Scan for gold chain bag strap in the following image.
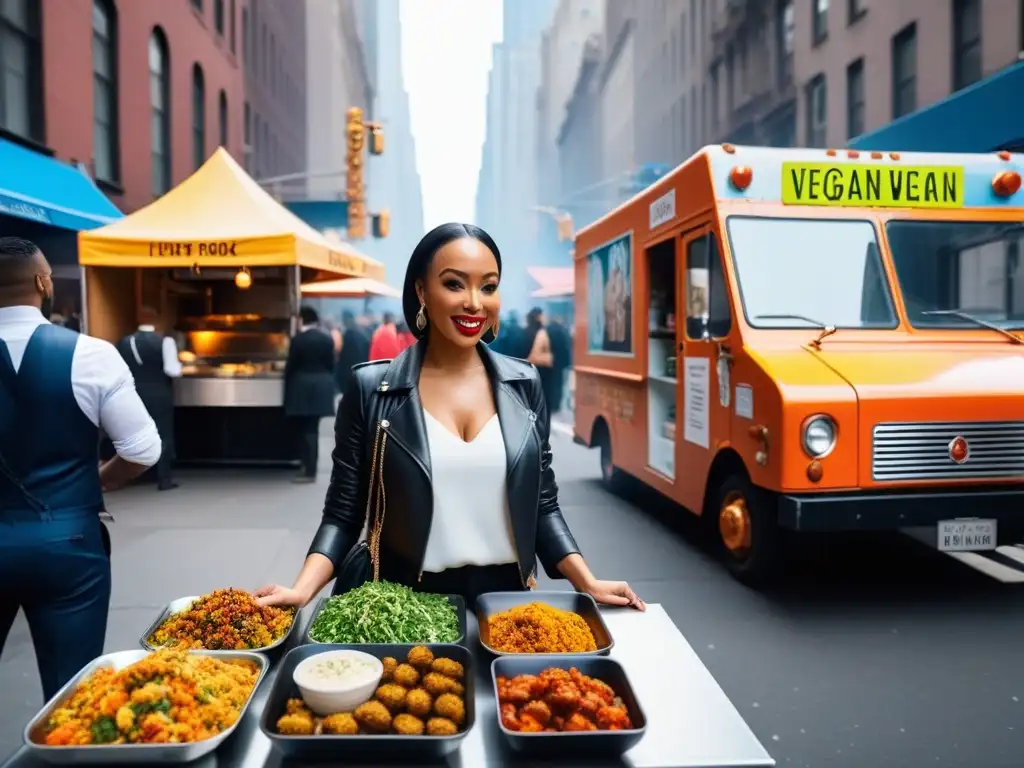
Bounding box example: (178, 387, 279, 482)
(365, 420, 389, 582)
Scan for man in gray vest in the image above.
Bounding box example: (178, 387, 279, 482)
(116, 307, 182, 490)
(0, 237, 162, 702)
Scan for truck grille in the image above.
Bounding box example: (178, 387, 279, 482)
(872, 421, 1024, 482)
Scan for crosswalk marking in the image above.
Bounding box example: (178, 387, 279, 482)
(901, 527, 1024, 583)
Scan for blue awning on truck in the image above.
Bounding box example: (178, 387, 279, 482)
(849, 61, 1024, 154)
(0, 138, 122, 231)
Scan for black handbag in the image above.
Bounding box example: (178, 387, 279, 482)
(331, 418, 390, 596)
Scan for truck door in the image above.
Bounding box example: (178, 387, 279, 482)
(677, 225, 734, 515)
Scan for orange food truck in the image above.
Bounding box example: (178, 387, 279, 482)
(572, 144, 1024, 584)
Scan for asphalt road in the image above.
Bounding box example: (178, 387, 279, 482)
(2, 424, 1023, 767)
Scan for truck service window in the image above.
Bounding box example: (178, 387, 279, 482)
(726, 217, 897, 329)
(886, 220, 1024, 329)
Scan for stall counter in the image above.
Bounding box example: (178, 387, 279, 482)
(2, 604, 774, 768)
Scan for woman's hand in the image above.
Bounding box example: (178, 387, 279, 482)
(253, 583, 310, 608)
(583, 579, 646, 611)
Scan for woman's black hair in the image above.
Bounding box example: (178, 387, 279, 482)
(402, 222, 503, 343)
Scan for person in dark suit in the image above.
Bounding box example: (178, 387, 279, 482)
(115, 307, 182, 491)
(334, 310, 370, 393)
(284, 306, 337, 483)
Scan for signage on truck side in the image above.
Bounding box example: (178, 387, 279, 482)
(781, 162, 964, 209)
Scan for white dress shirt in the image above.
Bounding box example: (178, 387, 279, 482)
(129, 324, 183, 377)
(420, 410, 519, 573)
(0, 306, 162, 466)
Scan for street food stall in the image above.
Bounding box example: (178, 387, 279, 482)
(77, 148, 383, 464)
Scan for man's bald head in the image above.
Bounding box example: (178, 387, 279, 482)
(0, 237, 51, 311)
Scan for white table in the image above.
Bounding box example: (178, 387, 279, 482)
(4, 604, 774, 768)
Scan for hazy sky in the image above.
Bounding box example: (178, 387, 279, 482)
(400, 0, 503, 228)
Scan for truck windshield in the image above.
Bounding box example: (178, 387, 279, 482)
(726, 216, 898, 329)
(886, 220, 1024, 329)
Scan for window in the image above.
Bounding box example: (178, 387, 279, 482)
(892, 23, 917, 119)
(805, 75, 826, 147)
(214, 0, 224, 35)
(848, 0, 866, 23)
(190, 0, 202, 10)
(727, 217, 896, 329)
(0, 0, 43, 142)
(261, 24, 267, 80)
(887, 221, 1024, 329)
(218, 90, 228, 148)
(685, 233, 732, 340)
(243, 101, 250, 146)
(953, 0, 981, 90)
(812, 0, 828, 44)
(92, 0, 118, 183)
(242, 7, 249, 69)
(229, 0, 235, 52)
(149, 29, 170, 197)
(777, 0, 794, 88)
(846, 58, 864, 139)
(192, 64, 205, 170)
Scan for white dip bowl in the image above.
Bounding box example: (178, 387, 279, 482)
(293, 649, 384, 716)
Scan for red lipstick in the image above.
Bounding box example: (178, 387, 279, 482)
(451, 314, 486, 337)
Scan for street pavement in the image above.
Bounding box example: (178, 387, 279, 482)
(3, 419, 1024, 767)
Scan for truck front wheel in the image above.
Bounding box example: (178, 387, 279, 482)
(713, 473, 783, 585)
(595, 426, 626, 494)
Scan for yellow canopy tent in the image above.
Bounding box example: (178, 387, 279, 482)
(77, 147, 383, 281)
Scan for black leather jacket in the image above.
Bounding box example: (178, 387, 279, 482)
(308, 341, 581, 587)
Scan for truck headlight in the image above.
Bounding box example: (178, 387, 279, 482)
(802, 415, 836, 458)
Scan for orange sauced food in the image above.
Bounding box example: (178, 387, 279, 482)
(40, 650, 260, 746)
(486, 602, 597, 653)
(497, 667, 633, 732)
(148, 588, 294, 650)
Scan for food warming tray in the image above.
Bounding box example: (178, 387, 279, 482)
(476, 590, 614, 656)
(140, 595, 298, 653)
(303, 594, 467, 646)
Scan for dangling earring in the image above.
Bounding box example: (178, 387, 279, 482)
(415, 302, 427, 331)
(491, 317, 501, 338)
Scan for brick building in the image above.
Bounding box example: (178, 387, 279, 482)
(1, 0, 245, 214)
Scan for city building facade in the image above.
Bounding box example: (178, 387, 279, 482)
(556, 34, 603, 230)
(793, 0, 1024, 148)
(16, 0, 244, 214)
(597, 0, 636, 211)
(303, 0, 372, 200)
(242, 0, 306, 186)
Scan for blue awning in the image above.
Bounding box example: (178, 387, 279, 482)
(0, 138, 123, 231)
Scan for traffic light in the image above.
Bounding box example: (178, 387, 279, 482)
(373, 210, 390, 238)
(346, 108, 366, 238)
(556, 213, 574, 242)
(369, 125, 385, 155)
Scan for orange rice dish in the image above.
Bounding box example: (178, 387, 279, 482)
(148, 587, 294, 650)
(40, 649, 260, 746)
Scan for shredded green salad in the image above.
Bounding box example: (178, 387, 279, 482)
(309, 581, 461, 644)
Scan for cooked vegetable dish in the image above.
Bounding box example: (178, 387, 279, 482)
(148, 588, 294, 650)
(276, 646, 467, 737)
(308, 581, 459, 644)
(487, 602, 597, 653)
(40, 650, 260, 746)
(497, 667, 634, 732)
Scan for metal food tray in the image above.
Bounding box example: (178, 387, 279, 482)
(23, 649, 268, 764)
(476, 590, 614, 656)
(259, 642, 475, 760)
(304, 593, 467, 646)
(491, 654, 648, 757)
(140, 595, 299, 653)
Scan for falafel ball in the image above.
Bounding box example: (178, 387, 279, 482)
(374, 683, 408, 712)
(433, 693, 465, 725)
(381, 656, 399, 682)
(426, 716, 459, 736)
(392, 713, 426, 735)
(430, 657, 464, 680)
(276, 713, 314, 735)
(285, 698, 310, 715)
(405, 687, 433, 718)
(322, 712, 359, 735)
(422, 671, 456, 696)
(353, 700, 392, 733)
(450, 681, 465, 697)
(392, 663, 420, 687)
(407, 645, 434, 668)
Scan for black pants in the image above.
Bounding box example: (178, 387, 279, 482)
(293, 416, 321, 477)
(0, 514, 111, 702)
(417, 563, 526, 613)
(151, 408, 175, 489)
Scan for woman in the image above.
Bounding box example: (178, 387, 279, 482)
(254, 223, 644, 610)
(523, 307, 558, 433)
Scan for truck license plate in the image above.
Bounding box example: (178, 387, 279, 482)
(937, 519, 997, 552)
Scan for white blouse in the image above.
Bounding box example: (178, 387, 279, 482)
(420, 410, 519, 573)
